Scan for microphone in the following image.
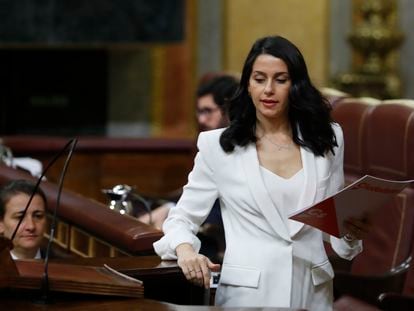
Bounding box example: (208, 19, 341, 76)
(10, 137, 78, 304)
(101, 184, 153, 224)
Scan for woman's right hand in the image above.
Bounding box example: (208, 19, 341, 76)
(176, 243, 221, 289)
(343, 215, 372, 240)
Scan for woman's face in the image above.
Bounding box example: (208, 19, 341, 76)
(247, 54, 291, 122)
(0, 193, 46, 255)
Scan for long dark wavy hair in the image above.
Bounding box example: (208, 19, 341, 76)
(219, 35, 337, 157)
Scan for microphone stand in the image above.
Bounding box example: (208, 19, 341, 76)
(129, 192, 153, 225)
(41, 138, 78, 304)
(10, 138, 78, 304)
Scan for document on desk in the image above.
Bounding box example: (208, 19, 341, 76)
(289, 175, 414, 238)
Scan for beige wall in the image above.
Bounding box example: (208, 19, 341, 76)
(223, 0, 330, 87)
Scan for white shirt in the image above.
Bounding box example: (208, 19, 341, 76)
(10, 249, 42, 260)
(260, 166, 304, 222)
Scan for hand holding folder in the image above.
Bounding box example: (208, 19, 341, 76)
(289, 175, 414, 238)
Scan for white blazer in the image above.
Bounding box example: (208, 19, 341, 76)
(153, 124, 362, 309)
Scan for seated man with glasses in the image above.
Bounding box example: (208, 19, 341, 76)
(196, 74, 239, 132)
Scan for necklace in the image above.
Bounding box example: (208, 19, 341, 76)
(260, 134, 293, 151)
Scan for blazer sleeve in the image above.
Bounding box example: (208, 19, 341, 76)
(327, 123, 363, 260)
(153, 131, 219, 260)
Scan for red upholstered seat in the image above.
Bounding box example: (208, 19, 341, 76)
(331, 100, 414, 310)
(352, 103, 414, 292)
(331, 98, 377, 184)
(365, 103, 414, 181)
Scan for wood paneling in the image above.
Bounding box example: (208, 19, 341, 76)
(3, 136, 196, 203)
(223, 0, 330, 87)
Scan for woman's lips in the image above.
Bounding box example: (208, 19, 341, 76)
(21, 235, 38, 240)
(261, 99, 278, 107)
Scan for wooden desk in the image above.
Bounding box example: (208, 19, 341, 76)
(52, 255, 205, 305)
(0, 295, 305, 311)
(1, 255, 306, 310)
(1, 294, 169, 311)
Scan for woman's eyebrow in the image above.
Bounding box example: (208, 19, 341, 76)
(252, 70, 289, 77)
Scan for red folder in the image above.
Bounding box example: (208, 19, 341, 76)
(289, 175, 414, 237)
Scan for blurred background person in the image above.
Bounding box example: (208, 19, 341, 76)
(196, 73, 239, 132)
(0, 179, 47, 260)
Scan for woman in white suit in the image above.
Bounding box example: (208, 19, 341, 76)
(154, 35, 367, 310)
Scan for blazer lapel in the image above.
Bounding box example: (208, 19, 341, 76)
(240, 144, 292, 243)
(288, 146, 317, 237)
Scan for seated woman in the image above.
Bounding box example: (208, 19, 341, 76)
(0, 179, 47, 260)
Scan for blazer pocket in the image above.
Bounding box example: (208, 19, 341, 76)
(220, 264, 261, 288)
(311, 260, 334, 286)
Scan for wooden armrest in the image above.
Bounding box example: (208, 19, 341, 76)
(0, 164, 163, 254)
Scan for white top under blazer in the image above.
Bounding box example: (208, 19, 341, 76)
(154, 124, 362, 310)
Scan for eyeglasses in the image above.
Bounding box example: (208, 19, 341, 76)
(196, 107, 220, 117)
